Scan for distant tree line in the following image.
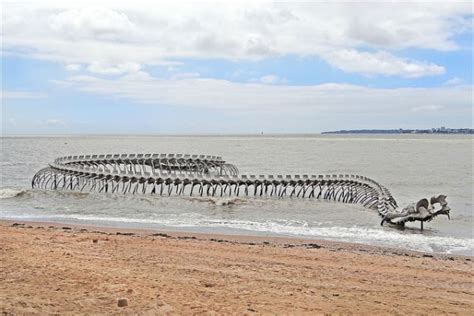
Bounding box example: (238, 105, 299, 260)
(322, 127, 473, 134)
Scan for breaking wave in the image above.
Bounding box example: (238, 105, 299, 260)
(8, 212, 471, 255)
(0, 188, 28, 199)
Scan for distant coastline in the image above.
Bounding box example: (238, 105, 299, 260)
(322, 127, 473, 135)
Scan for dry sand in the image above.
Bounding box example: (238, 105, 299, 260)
(0, 220, 472, 315)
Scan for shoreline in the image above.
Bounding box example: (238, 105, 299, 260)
(1, 219, 470, 260)
(1, 219, 473, 314)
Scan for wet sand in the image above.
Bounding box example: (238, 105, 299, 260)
(0, 220, 472, 314)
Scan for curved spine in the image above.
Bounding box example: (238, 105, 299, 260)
(32, 154, 398, 219)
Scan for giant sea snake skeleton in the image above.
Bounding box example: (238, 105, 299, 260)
(32, 153, 451, 230)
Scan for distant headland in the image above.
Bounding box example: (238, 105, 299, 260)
(322, 127, 473, 135)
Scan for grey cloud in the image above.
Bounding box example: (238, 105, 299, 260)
(55, 75, 471, 117)
(2, 2, 469, 78)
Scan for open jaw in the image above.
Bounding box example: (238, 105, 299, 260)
(381, 196, 451, 230)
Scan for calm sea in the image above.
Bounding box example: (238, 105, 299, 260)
(0, 135, 472, 255)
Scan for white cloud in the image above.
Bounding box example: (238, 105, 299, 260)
(171, 72, 200, 80)
(48, 7, 138, 42)
(258, 74, 286, 84)
(65, 64, 82, 71)
(1, 90, 47, 99)
(443, 77, 463, 86)
(323, 50, 445, 78)
(54, 74, 471, 116)
(2, 2, 470, 78)
(86, 62, 141, 75)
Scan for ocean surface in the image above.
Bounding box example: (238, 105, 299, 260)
(0, 135, 472, 255)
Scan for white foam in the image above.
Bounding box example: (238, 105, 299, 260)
(0, 188, 27, 199)
(190, 220, 473, 254)
(15, 213, 472, 255)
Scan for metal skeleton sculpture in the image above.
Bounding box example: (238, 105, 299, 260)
(32, 153, 451, 230)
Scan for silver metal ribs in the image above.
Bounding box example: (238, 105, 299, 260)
(31, 153, 450, 229)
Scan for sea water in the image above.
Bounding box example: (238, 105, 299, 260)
(0, 135, 472, 255)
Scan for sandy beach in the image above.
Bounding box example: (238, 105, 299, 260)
(0, 220, 472, 315)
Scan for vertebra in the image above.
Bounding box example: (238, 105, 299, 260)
(32, 153, 450, 230)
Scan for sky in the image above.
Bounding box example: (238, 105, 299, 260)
(1, 1, 473, 135)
